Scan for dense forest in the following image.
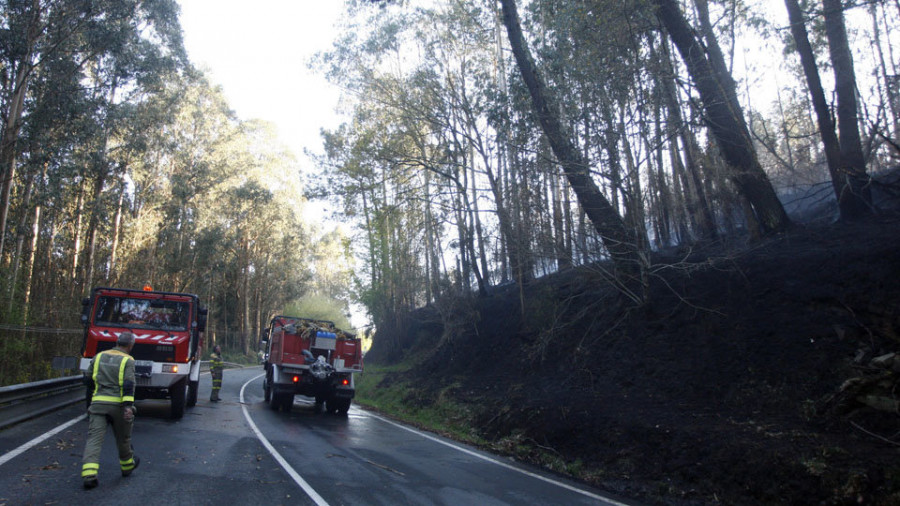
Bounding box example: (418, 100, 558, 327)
(314, 0, 899, 357)
(0, 0, 897, 394)
(0, 0, 357, 383)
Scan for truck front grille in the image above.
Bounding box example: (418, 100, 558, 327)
(96, 341, 179, 362)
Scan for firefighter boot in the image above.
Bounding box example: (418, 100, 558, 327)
(121, 455, 140, 477)
(83, 477, 98, 490)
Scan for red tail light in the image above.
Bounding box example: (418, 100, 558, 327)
(292, 375, 299, 383)
(341, 378, 349, 386)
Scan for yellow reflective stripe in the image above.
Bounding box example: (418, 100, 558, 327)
(123, 395, 135, 403)
(120, 457, 135, 466)
(91, 351, 104, 396)
(82, 463, 99, 477)
(117, 355, 129, 399)
(91, 395, 124, 403)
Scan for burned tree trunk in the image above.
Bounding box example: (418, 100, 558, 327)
(653, 0, 790, 236)
(500, 0, 640, 274)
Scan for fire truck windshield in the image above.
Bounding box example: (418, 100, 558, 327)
(94, 296, 189, 331)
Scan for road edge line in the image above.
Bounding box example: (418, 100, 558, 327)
(239, 373, 330, 506)
(0, 414, 87, 468)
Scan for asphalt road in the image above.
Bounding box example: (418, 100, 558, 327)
(0, 367, 634, 505)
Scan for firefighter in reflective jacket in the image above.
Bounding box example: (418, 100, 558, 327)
(210, 345, 224, 402)
(81, 331, 140, 489)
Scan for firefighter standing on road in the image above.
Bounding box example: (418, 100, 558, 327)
(210, 345, 224, 402)
(81, 331, 140, 489)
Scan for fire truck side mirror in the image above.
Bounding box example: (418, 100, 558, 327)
(198, 306, 208, 332)
(80, 298, 91, 325)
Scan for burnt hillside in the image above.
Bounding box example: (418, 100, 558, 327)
(366, 217, 900, 505)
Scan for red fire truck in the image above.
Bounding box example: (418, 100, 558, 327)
(80, 286, 207, 419)
(262, 316, 363, 415)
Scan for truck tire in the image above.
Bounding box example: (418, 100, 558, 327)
(314, 396, 325, 413)
(281, 394, 294, 412)
(186, 379, 198, 407)
(170, 378, 187, 419)
(269, 391, 281, 411)
(263, 379, 271, 403)
(326, 397, 350, 415)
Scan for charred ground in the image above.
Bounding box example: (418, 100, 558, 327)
(363, 217, 900, 505)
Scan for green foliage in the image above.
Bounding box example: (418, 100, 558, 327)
(354, 364, 484, 444)
(282, 295, 353, 331)
(0, 2, 323, 379)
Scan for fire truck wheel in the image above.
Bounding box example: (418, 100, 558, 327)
(326, 397, 350, 415)
(281, 394, 294, 412)
(186, 380, 198, 407)
(269, 392, 281, 411)
(170, 378, 187, 419)
(263, 380, 271, 403)
(314, 396, 325, 413)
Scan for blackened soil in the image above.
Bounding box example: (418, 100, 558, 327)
(366, 217, 900, 505)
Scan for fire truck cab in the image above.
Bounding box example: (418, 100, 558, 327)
(80, 286, 207, 419)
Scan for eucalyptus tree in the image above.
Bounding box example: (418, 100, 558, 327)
(650, 0, 790, 236)
(783, 0, 873, 220)
(317, 101, 440, 354)
(499, 0, 643, 275)
(0, 0, 185, 269)
(115, 73, 237, 291)
(317, 4, 491, 324)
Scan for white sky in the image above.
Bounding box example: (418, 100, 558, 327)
(177, 1, 369, 327)
(176, 0, 346, 168)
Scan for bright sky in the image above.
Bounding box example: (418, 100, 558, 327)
(177, 1, 370, 327)
(176, 0, 346, 167)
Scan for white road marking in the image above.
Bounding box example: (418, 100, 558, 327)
(0, 414, 87, 467)
(364, 411, 629, 505)
(242, 373, 625, 504)
(239, 374, 330, 506)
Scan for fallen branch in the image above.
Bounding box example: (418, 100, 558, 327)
(850, 421, 900, 447)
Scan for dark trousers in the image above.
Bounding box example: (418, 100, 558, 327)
(81, 403, 135, 481)
(210, 369, 222, 400)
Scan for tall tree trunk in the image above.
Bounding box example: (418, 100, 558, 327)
(784, 0, 871, 220)
(82, 169, 107, 296)
(0, 68, 28, 266)
(241, 237, 251, 355)
(652, 114, 672, 247)
(822, 0, 873, 219)
(550, 165, 571, 269)
(652, 0, 790, 236)
(423, 168, 437, 303)
(8, 169, 35, 313)
(660, 47, 717, 238)
(108, 181, 125, 281)
(469, 144, 491, 290)
(501, 0, 640, 272)
(22, 188, 41, 324)
(71, 179, 85, 286)
(500, 0, 640, 275)
(0, 0, 42, 265)
(871, 4, 900, 137)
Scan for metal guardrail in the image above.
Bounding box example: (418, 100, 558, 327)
(0, 375, 85, 429)
(0, 361, 251, 429)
